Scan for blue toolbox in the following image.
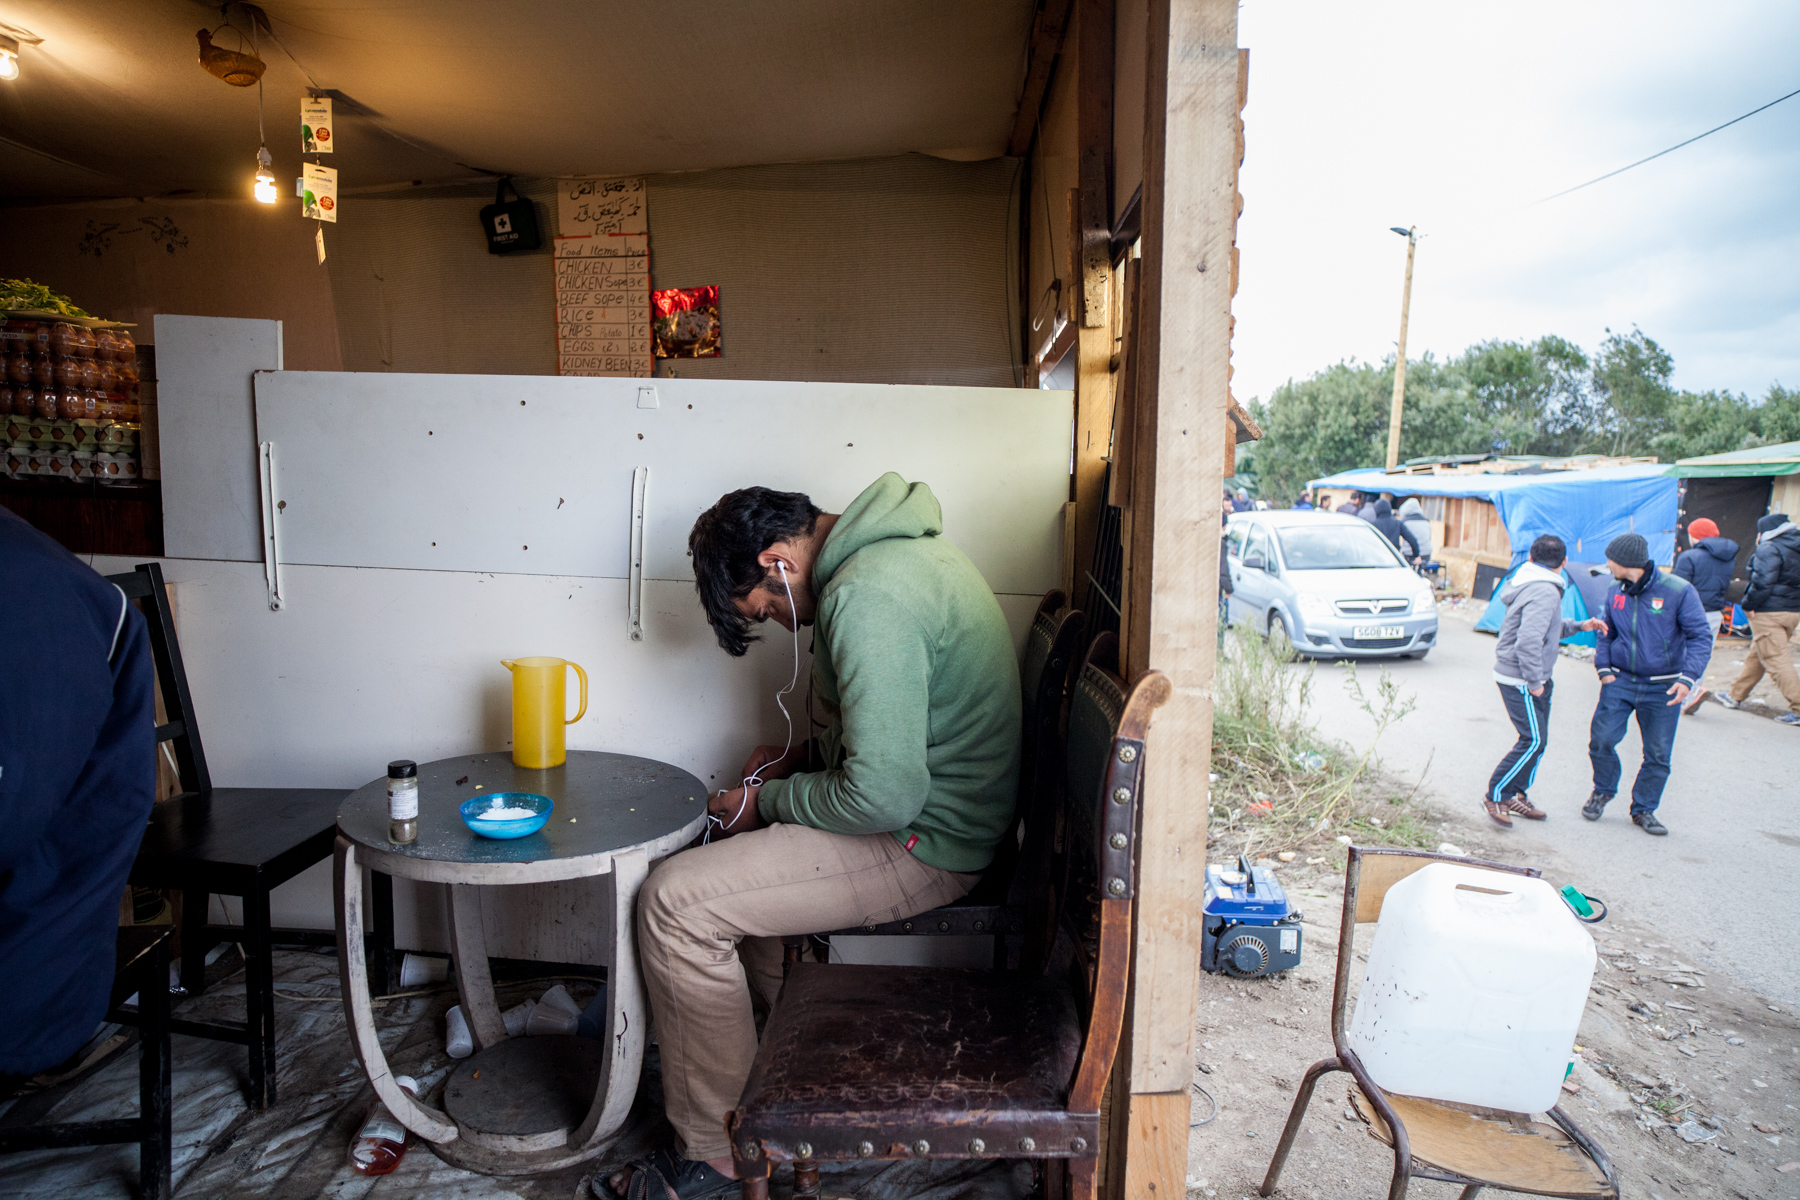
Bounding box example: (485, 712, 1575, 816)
(1201, 855, 1303, 978)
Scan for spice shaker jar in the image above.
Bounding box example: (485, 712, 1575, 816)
(387, 760, 419, 844)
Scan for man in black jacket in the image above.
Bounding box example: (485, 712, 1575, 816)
(1369, 498, 1421, 560)
(1719, 513, 1800, 724)
(1672, 516, 1737, 712)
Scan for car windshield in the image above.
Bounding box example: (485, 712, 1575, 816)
(1275, 524, 1405, 570)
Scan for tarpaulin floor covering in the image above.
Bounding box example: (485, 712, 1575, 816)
(0, 949, 1031, 1200)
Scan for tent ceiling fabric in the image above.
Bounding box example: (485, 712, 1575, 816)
(0, 0, 1035, 199)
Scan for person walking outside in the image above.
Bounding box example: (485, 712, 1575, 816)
(1368, 498, 1421, 560)
(1671, 516, 1737, 711)
(1585, 533, 1711, 835)
(1718, 512, 1800, 725)
(1397, 497, 1433, 565)
(1484, 536, 1606, 827)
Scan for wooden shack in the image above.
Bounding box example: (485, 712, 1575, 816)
(0, 3, 1246, 1193)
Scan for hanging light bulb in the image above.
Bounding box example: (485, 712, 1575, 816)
(0, 36, 21, 81)
(253, 145, 277, 203)
(245, 30, 278, 204)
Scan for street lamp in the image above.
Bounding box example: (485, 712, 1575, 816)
(1385, 225, 1418, 470)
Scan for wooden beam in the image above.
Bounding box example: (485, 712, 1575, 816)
(1035, 313, 1079, 376)
(1008, 0, 1078, 157)
(1120, 0, 1240, 1196)
(1069, 0, 1117, 617)
(1077, 0, 1115, 330)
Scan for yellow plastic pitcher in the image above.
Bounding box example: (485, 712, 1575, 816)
(501, 657, 589, 769)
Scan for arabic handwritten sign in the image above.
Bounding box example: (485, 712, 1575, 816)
(555, 178, 651, 376)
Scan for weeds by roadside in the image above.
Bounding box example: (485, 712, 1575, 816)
(1208, 626, 1430, 862)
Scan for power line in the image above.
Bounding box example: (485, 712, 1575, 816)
(1529, 83, 1800, 207)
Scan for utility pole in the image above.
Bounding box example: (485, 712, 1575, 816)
(1385, 225, 1417, 470)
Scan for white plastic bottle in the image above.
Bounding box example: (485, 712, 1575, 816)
(1345, 862, 1595, 1112)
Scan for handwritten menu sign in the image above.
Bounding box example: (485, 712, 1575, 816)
(555, 178, 652, 377)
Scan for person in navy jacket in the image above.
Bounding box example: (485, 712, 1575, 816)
(1583, 532, 1711, 835)
(0, 508, 155, 1078)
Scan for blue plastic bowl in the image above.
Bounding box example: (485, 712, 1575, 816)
(460, 792, 554, 839)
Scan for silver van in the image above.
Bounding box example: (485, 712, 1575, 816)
(1225, 511, 1438, 659)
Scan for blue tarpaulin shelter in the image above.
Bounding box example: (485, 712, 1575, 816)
(1472, 564, 1597, 646)
(1308, 464, 1680, 567)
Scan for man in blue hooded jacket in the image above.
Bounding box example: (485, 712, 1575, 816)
(1583, 533, 1711, 835)
(0, 508, 155, 1078)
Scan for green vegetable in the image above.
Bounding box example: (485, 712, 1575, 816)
(0, 278, 91, 318)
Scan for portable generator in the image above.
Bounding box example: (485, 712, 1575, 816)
(1201, 856, 1303, 978)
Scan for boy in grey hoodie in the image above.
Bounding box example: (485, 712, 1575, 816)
(1485, 535, 1607, 826)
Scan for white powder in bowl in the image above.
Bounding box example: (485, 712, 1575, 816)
(481, 805, 540, 821)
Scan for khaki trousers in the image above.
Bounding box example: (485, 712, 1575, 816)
(1730, 611, 1800, 714)
(637, 823, 977, 1160)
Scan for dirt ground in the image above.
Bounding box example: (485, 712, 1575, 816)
(1183, 799, 1800, 1200)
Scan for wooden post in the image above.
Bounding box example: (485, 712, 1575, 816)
(1384, 227, 1417, 470)
(1118, 0, 1238, 1196)
(1070, 0, 1118, 602)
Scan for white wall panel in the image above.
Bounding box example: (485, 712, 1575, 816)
(154, 315, 283, 561)
(253, 371, 1071, 598)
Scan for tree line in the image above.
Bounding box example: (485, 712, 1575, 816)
(1239, 327, 1799, 503)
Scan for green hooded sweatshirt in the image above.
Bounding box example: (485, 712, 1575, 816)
(756, 473, 1022, 873)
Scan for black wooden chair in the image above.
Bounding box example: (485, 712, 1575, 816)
(0, 927, 174, 1199)
(805, 591, 1086, 971)
(729, 643, 1170, 1200)
(107, 562, 395, 1110)
(1259, 846, 1618, 1200)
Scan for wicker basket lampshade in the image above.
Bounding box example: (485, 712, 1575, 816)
(196, 28, 266, 87)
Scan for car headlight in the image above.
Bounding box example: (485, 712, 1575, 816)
(1295, 593, 1333, 619)
(1412, 588, 1437, 614)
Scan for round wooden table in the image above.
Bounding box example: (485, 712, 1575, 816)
(334, 750, 708, 1175)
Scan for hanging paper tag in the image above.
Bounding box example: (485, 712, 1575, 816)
(302, 96, 333, 154)
(316, 226, 327, 264)
(302, 163, 338, 223)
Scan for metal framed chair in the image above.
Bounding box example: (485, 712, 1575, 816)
(1259, 846, 1618, 1200)
(107, 561, 395, 1110)
(0, 927, 174, 1199)
(803, 591, 1086, 971)
(729, 643, 1169, 1200)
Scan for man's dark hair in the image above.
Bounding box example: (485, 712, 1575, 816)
(688, 487, 821, 656)
(1529, 534, 1567, 568)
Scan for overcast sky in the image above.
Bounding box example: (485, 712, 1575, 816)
(1232, 1, 1800, 406)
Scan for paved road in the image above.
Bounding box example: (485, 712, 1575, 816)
(1301, 609, 1800, 1007)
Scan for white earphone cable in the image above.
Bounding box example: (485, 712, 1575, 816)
(705, 560, 801, 843)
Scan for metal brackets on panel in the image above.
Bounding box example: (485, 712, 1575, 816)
(628, 466, 649, 641)
(258, 440, 285, 610)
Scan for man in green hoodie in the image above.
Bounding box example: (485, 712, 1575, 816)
(611, 473, 1022, 1199)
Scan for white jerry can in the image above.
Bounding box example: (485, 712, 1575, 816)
(1345, 862, 1596, 1113)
